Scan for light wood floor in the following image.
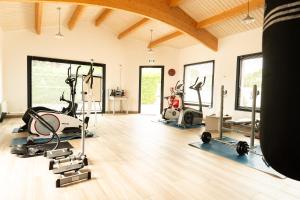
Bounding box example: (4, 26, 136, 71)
(1, 114, 300, 200)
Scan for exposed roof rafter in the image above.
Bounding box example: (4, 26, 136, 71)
(15, 0, 218, 51)
(118, 18, 149, 39)
(35, 2, 43, 34)
(95, 8, 112, 26)
(148, 31, 183, 48)
(68, 5, 85, 30)
(168, 0, 184, 7)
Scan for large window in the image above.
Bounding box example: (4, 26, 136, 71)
(184, 61, 215, 107)
(235, 53, 262, 111)
(28, 56, 106, 113)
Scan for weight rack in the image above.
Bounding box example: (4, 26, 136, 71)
(201, 85, 260, 155)
(219, 85, 259, 149)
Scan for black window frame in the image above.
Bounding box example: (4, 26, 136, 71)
(235, 52, 262, 112)
(183, 60, 215, 108)
(27, 56, 106, 113)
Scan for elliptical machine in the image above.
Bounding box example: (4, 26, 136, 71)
(162, 80, 184, 121)
(177, 77, 206, 127)
(11, 62, 96, 157)
(16, 64, 95, 147)
(11, 109, 62, 158)
(18, 65, 82, 134)
(60, 65, 81, 117)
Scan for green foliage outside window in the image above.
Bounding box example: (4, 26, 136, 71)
(243, 69, 262, 88)
(141, 74, 161, 104)
(32, 60, 102, 107)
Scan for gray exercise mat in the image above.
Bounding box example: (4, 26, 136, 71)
(11, 141, 73, 158)
(10, 132, 94, 146)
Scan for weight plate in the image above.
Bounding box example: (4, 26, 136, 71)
(236, 141, 249, 155)
(201, 132, 212, 144)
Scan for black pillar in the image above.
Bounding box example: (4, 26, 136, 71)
(261, 0, 300, 180)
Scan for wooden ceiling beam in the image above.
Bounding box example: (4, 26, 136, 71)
(17, 0, 218, 51)
(68, 5, 85, 30)
(95, 8, 112, 26)
(118, 18, 149, 39)
(148, 31, 183, 48)
(197, 0, 265, 28)
(168, 0, 184, 7)
(35, 2, 43, 34)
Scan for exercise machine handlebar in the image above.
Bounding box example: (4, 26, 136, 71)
(28, 109, 60, 151)
(189, 76, 206, 90)
(189, 77, 199, 89)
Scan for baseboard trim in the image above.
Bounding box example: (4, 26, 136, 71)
(6, 113, 23, 118)
(5, 111, 139, 118)
(105, 111, 139, 114)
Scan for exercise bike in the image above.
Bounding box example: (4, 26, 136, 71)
(177, 77, 206, 127)
(162, 80, 184, 121)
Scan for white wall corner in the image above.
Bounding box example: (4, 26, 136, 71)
(0, 26, 3, 105)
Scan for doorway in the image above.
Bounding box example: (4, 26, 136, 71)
(139, 66, 164, 115)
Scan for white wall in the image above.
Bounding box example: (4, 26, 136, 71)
(2, 22, 263, 119)
(2, 23, 180, 113)
(0, 27, 3, 104)
(178, 28, 263, 119)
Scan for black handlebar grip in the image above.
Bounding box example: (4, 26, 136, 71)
(202, 76, 206, 85)
(175, 80, 180, 88)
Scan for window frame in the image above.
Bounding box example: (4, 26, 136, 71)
(235, 52, 262, 112)
(183, 60, 215, 108)
(27, 56, 106, 113)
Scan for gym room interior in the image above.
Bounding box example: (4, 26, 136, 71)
(0, 0, 299, 199)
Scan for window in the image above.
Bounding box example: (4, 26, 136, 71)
(28, 56, 106, 113)
(235, 53, 262, 112)
(183, 61, 215, 107)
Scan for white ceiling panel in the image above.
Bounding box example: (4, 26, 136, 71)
(207, 8, 264, 38)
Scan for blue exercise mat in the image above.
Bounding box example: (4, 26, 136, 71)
(189, 137, 285, 179)
(157, 119, 203, 129)
(10, 132, 94, 146)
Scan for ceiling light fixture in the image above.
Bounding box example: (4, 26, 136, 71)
(242, 0, 255, 24)
(147, 29, 155, 63)
(148, 29, 154, 54)
(55, 7, 64, 38)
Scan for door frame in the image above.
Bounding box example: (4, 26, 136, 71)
(138, 65, 165, 114)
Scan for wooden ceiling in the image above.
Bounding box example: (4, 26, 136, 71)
(0, 0, 264, 49)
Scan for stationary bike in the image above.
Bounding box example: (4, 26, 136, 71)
(177, 77, 206, 127)
(162, 80, 184, 121)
